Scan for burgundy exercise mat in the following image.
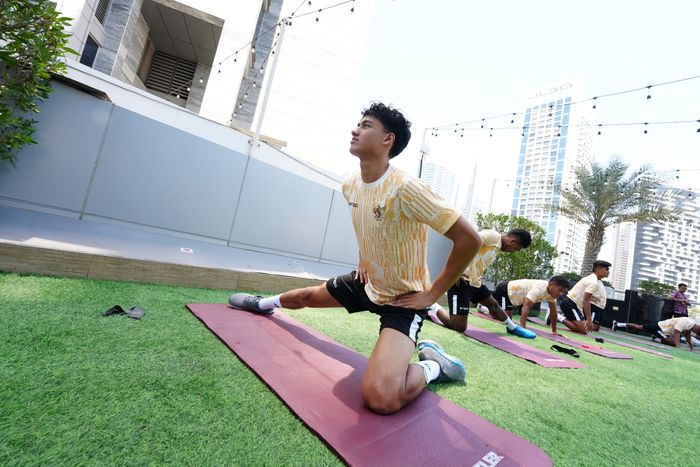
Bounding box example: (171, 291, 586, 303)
(525, 318, 672, 359)
(473, 313, 632, 359)
(595, 328, 681, 351)
(187, 303, 552, 467)
(427, 310, 584, 369)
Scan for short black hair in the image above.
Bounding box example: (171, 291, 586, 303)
(549, 276, 570, 288)
(678, 283, 687, 288)
(592, 260, 612, 271)
(506, 228, 531, 249)
(362, 102, 412, 158)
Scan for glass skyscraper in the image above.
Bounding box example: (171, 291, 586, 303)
(511, 84, 593, 273)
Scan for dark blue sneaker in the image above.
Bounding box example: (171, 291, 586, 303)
(507, 325, 536, 339)
(228, 293, 274, 315)
(417, 339, 466, 383)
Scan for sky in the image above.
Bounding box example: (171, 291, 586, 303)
(345, 0, 700, 212)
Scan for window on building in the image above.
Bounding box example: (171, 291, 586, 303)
(145, 51, 197, 99)
(95, 0, 111, 24)
(79, 35, 99, 67)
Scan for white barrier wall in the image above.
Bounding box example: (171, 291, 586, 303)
(0, 67, 454, 280)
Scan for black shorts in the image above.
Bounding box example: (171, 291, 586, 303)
(491, 281, 514, 310)
(643, 322, 668, 340)
(325, 272, 427, 344)
(446, 279, 492, 316)
(560, 296, 602, 324)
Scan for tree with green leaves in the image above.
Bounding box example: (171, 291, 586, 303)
(637, 280, 675, 297)
(559, 271, 582, 285)
(0, 0, 75, 165)
(475, 212, 557, 284)
(549, 157, 678, 276)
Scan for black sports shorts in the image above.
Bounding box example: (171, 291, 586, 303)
(326, 271, 427, 344)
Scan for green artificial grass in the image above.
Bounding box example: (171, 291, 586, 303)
(1, 272, 699, 466)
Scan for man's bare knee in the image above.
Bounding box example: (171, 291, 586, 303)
(361, 385, 401, 415)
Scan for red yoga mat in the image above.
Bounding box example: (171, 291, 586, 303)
(187, 303, 552, 467)
(525, 318, 672, 359)
(472, 313, 632, 359)
(427, 310, 584, 369)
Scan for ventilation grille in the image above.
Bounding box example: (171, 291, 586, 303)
(145, 51, 197, 99)
(95, 0, 111, 24)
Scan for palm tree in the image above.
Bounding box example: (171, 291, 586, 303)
(549, 157, 679, 276)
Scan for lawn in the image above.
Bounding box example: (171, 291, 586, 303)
(1, 272, 698, 466)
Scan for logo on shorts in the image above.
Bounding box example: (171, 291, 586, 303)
(373, 204, 386, 221)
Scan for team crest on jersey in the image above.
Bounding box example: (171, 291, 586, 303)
(373, 204, 386, 221)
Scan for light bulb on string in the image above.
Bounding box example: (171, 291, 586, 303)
(199, 77, 203, 83)
(592, 97, 597, 110)
(643, 122, 648, 134)
(646, 85, 652, 100)
(186, 86, 190, 91)
(597, 124, 602, 136)
(253, 81, 257, 87)
(480, 118, 485, 129)
(511, 113, 515, 124)
(251, 47, 255, 54)
(489, 128, 493, 137)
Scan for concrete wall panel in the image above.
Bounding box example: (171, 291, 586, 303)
(0, 83, 111, 211)
(230, 158, 334, 258)
(85, 106, 246, 239)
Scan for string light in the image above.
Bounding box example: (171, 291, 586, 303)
(643, 122, 648, 134)
(646, 85, 652, 100)
(430, 73, 700, 132)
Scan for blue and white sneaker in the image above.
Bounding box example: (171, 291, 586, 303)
(507, 325, 536, 339)
(228, 293, 274, 315)
(417, 339, 466, 383)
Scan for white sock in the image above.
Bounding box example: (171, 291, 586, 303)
(417, 360, 440, 384)
(502, 317, 517, 331)
(258, 295, 282, 310)
(557, 314, 565, 323)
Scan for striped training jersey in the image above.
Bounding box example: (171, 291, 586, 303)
(342, 165, 461, 305)
(461, 230, 502, 287)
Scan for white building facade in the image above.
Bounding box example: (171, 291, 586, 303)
(607, 222, 636, 291)
(421, 161, 458, 206)
(629, 186, 700, 299)
(511, 83, 593, 274)
(54, 0, 373, 172)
